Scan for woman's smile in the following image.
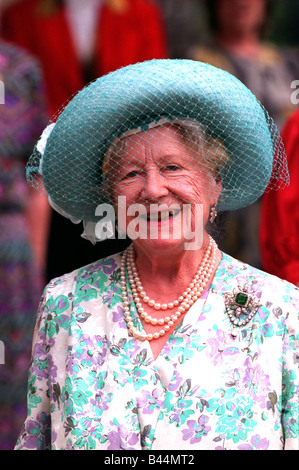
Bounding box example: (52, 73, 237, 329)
(141, 207, 181, 224)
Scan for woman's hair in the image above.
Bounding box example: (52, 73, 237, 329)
(104, 119, 230, 185)
(204, 0, 277, 38)
(166, 119, 230, 182)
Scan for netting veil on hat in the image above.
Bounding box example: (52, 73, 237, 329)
(27, 59, 289, 241)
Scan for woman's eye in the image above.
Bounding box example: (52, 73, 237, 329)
(123, 170, 140, 179)
(165, 165, 181, 172)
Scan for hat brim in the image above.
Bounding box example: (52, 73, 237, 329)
(42, 59, 274, 221)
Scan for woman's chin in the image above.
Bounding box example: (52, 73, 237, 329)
(133, 237, 185, 254)
(132, 231, 201, 255)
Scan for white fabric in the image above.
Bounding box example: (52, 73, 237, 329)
(65, 0, 103, 63)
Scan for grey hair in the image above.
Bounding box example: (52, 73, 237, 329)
(164, 119, 230, 180)
(103, 118, 230, 183)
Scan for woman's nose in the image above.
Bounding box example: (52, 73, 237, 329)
(141, 170, 169, 201)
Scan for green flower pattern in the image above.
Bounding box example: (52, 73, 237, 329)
(15, 252, 298, 450)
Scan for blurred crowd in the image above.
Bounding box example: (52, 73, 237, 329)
(0, 0, 298, 450)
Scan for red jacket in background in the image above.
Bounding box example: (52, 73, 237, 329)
(1, 0, 168, 115)
(260, 109, 299, 286)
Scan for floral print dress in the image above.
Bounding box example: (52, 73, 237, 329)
(15, 251, 299, 450)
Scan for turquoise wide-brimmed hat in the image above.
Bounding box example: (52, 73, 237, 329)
(27, 59, 288, 225)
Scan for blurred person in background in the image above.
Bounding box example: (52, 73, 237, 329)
(260, 108, 299, 287)
(190, 0, 299, 129)
(1, 0, 168, 282)
(0, 2, 48, 448)
(188, 0, 299, 271)
(155, 0, 199, 59)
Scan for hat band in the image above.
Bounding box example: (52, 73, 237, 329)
(102, 117, 174, 176)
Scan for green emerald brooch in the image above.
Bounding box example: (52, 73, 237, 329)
(224, 284, 261, 337)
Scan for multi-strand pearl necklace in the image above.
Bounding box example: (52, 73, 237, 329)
(120, 236, 218, 341)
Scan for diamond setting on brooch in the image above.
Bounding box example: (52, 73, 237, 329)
(224, 284, 261, 337)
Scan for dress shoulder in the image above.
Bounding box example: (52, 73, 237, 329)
(218, 252, 299, 310)
(41, 252, 123, 304)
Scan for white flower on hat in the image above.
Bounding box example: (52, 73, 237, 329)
(37, 123, 56, 175)
(36, 122, 56, 156)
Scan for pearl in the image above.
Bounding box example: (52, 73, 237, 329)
(120, 236, 218, 341)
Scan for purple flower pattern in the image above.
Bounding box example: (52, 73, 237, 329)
(15, 252, 299, 450)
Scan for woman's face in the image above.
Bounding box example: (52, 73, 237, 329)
(109, 125, 221, 253)
(216, 0, 267, 36)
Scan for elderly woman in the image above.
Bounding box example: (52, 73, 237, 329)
(16, 60, 298, 450)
